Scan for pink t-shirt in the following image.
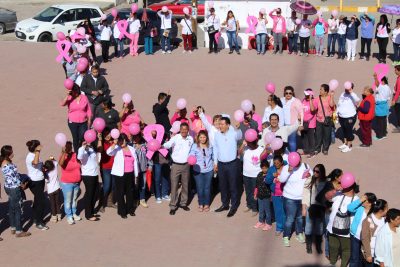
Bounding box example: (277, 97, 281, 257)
(275, 17, 283, 33)
(190, 112, 212, 133)
(121, 111, 141, 136)
(123, 149, 134, 173)
(302, 99, 318, 128)
(316, 96, 334, 123)
(65, 95, 92, 123)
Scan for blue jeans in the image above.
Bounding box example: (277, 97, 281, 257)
(4, 187, 23, 232)
(114, 37, 125, 57)
(288, 33, 298, 53)
(272, 195, 286, 232)
(258, 198, 272, 224)
(283, 197, 303, 238)
(194, 171, 213, 206)
(394, 42, 400, 62)
(160, 29, 171, 52)
(60, 182, 80, 219)
(349, 234, 362, 267)
(288, 131, 297, 152)
(337, 34, 346, 57)
(256, 33, 267, 54)
(243, 176, 257, 211)
(144, 36, 153, 55)
(101, 169, 114, 197)
(305, 211, 324, 235)
(327, 33, 337, 56)
(138, 171, 146, 200)
(227, 30, 239, 52)
(154, 163, 170, 199)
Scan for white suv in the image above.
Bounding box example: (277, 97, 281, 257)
(15, 4, 104, 42)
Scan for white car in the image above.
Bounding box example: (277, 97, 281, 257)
(15, 4, 104, 42)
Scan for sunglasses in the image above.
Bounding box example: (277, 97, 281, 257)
(313, 169, 320, 173)
(285, 92, 293, 95)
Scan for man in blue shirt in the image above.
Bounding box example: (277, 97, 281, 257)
(213, 116, 242, 217)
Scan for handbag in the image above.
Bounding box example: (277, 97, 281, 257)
(332, 195, 354, 236)
(307, 186, 325, 219)
(319, 96, 333, 126)
(207, 16, 217, 34)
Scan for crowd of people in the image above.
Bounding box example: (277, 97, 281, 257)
(2, 4, 400, 267)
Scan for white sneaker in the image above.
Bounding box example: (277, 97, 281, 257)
(73, 214, 82, 221)
(338, 144, 347, 150)
(347, 57, 350, 61)
(341, 146, 352, 153)
(162, 195, 171, 201)
(162, 51, 166, 54)
(189, 50, 192, 54)
(351, 57, 355, 61)
(67, 217, 75, 225)
(156, 198, 162, 204)
(167, 50, 171, 54)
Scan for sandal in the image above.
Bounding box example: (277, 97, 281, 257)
(198, 206, 204, 212)
(203, 206, 210, 212)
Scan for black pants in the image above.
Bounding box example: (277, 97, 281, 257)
(89, 44, 97, 63)
(315, 121, 332, 152)
(299, 36, 310, 54)
(101, 40, 110, 62)
(339, 116, 357, 142)
(82, 175, 98, 219)
(301, 128, 315, 154)
(376, 37, 388, 60)
(68, 121, 88, 154)
(394, 103, 400, 127)
(218, 160, 239, 210)
(49, 189, 61, 216)
(114, 173, 134, 217)
(374, 116, 387, 138)
(29, 180, 46, 225)
(360, 37, 372, 58)
(208, 32, 218, 53)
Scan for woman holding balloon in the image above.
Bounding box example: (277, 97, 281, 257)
(60, 84, 92, 154)
(128, 9, 141, 57)
(119, 98, 143, 138)
(315, 83, 335, 155)
(95, 97, 120, 131)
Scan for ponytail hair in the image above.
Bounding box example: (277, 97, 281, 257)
(369, 199, 387, 215)
(0, 145, 13, 164)
(26, 140, 40, 153)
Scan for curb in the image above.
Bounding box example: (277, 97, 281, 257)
(316, 6, 378, 13)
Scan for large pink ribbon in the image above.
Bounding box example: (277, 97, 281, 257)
(70, 32, 84, 43)
(117, 20, 134, 40)
(373, 63, 389, 90)
(143, 124, 168, 160)
(246, 16, 258, 35)
(55, 40, 72, 63)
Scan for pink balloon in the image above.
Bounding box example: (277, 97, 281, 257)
(295, 18, 301, 25)
(56, 32, 66, 41)
(84, 129, 97, 143)
(245, 129, 258, 142)
(64, 78, 74, 90)
(131, 3, 138, 13)
(341, 172, 355, 189)
(95, 43, 101, 51)
(288, 152, 301, 167)
(147, 139, 161, 152)
(78, 57, 88, 67)
(331, 9, 338, 17)
(93, 118, 106, 133)
(122, 93, 132, 104)
(241, 99, 253, 113)
(329, 79, 339, 91)
(344, 81, 352, 90)
(129, 123, 141, 135)
(265, 82, 276, 94)
(187, 155, 197, 165)
(55, 133, 67, 147)
(76, 62, 87, 72)
(111, 8, 118, 18)
(264, 132, 276, 144)
(270, 138, 283, 151)
(234, 109, 244, 122)
(77, 27, 86, 36)
(170, 121, 181, 134)
(110, 129, 120, 139)
(162, 6, 168, 13)
(183, 7, 190, 15)
(176, 98, 187, 110)
(101, 14, 107, 21)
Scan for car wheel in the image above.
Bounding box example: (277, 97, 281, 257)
(38, 32, 52, 42)
(0, 23, 5, 35)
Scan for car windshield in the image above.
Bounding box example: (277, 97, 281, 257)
(178, 0, 205, 4)
(33, 7, 63, 22)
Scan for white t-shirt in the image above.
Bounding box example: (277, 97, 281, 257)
(77, 146, 99, 176)
(327, 194, 360, 237)
(180, 18, 193, 35)
(338, 23, 347, 35)
(375, 84, 392, 102)
(279, 163, 312, 200)
(227, 18, 237, 32)
(46, 161, 60, 194)
(243, 146, 264, 178)
(377, 24, 389, 38)
(25, 152, 44, 181)
(392, 27, 400, 44)
(286, 18, 298, 33)
(262, 105, 285, 127)
(207, 15, 220, 31)
(337, 92, 360, 118)
(393, 229, 400, 267)
(113, 22, 121, 39)
(158, 11, 172, 29)
(256, 18, 267, 34)
(328, 18, 339, 34)
(298, 20, 311, 37)
(128, 18, 141, 34)
(369, 214, 386, 257)
(98, 25, 112, 41)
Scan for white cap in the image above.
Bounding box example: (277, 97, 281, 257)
(221, 113, 231, 119)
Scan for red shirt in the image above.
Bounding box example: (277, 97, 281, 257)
(59, 152, 81, 183)
(101, 141, 114, 169)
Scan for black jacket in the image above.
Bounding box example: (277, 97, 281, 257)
(142, 21, 154, 37)
(80, 74, 110, 105)
(343, 17, 361, 39)
(256, 172, 271, 199)
(152, 95, 171, 132)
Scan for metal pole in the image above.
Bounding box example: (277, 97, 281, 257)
(191, 0, 198, 48)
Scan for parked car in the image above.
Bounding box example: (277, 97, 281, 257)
(15, 4, 103, 42)
(95, 8, 178, 46)
(148, 0, 205, 19)
(0, 7, 17, 34)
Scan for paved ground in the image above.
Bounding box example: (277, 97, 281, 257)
(0, 40, 399, 266)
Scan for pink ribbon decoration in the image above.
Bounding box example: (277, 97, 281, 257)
(143, 124, 169, 160)
(251, 155, 259, 165)
(70, 32, 84, 43)
(246, 15, 258, 35)
(373, 63, 389, 90)
(117, 20, 134, 40)
(55, 40, 72, 63)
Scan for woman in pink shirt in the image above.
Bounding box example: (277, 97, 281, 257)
(392, 65, 400, 132)
(170, 108, 190, 125)
(315, 84, 335, 155)
(301, 89, 318, 158)
(269, 8, 286, 54)
(119, 100, 142, 137)
(60, 85, 92, 153)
